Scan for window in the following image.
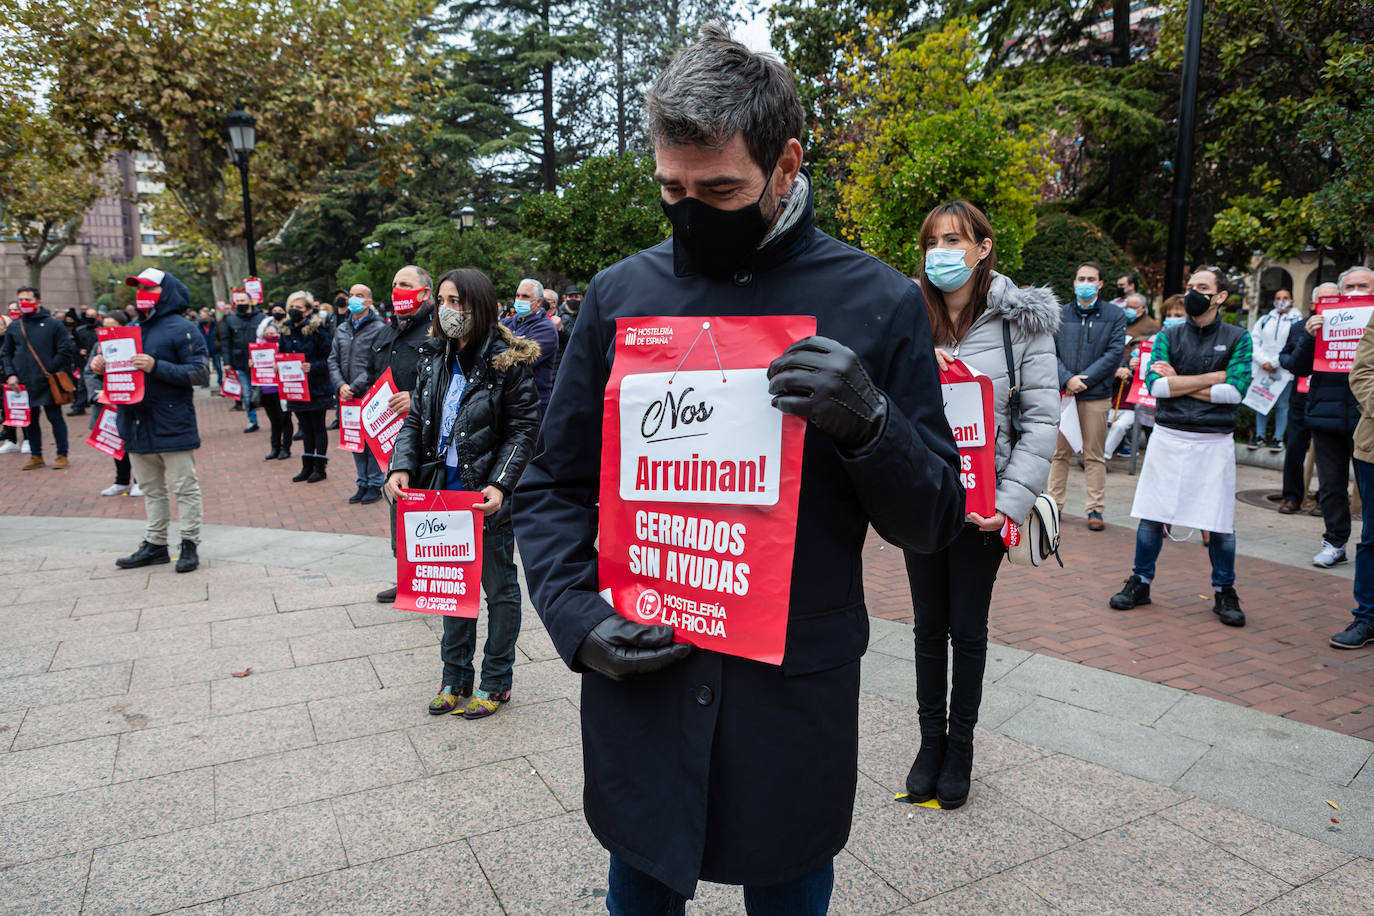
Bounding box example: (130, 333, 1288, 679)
(142, 233, 157, 244)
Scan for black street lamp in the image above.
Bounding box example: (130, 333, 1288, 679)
(450, 205, 477, 234)
(1164, 0, 1204, 296)
(226, 101, 258, 279)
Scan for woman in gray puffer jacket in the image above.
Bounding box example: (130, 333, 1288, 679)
(904, 200, 1061, 810)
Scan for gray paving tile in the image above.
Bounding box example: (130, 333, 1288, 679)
(128, 640, 295, 692)
(1155, 693, 1374, 783)
(982, 643, 1034, 683)
(0, 707, 23, 749)
(468, 810, 606, 915)
(83, 801, 345, 915)
(49, 622, 211, 670)
(210, 657, 380, 715)
(71, 580, 209, 616)
(331, 758, 563, 864)
(113, 704, 317, 781)
(222, 841, 504, 915)
(1158, 797, 1356, 886)
(344, 600, 414, 628)
(271, 580, 388, 612)
(211, 606, 352, 647)
(999, 696, 1209, 784)
(997, 652, 1184, 726)
(845, 784, 1075, 901)
(505, 657, 581, 707)
(407, 698, 581, 774)
(0, 735, 117, 806)
(307, 682, 437, 743)
(858, 651, 918, 706)
(214, 732, 424, 819)
(892, 872, 1057, 915)
(3, 611, 138, 649)
(1246, 858, 1374, 914)
(1175, 746, 1374, 859)
(1008, 814, 1290, 915)
(977, 683, 1036, 729)
(0, 598, 76, 623)
(13, 683, 208, 750)
(287, 620, 434, 667)
(514, 621, 559, 663)
(0, 851, 89, 915)
(0, 769, 214, 866)
(858, 691, 919, 737)
(366, 645, 434, 688)
(529, 741, 584, 811)
(135, 593, 279, 630)
(0, 643, 56, 678)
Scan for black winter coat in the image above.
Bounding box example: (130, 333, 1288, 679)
(276, 314, 334, 411)
(1284, 323, 1359, 433)
(1055, 299, 1129, 401)
(2, 308, 75, 408)
(366, 305, 433, 396)
(511, 180, 965, 897)
(113, 273, 209, 454)
(388, 325, 541, 528)
(224, 308, 263, 371)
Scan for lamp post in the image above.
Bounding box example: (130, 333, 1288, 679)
(226, 101, 258, 279)
(1163, 0, 1204, 296)
(450, 205, 477, 234)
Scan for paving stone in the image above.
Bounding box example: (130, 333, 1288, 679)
(49, 622, 211, 670)
(4, 611, 139, 650)
(407, 698, 581, 774)
(272, 580, 389, 612)
(344, 601, 414, 628)
(514, 622, 560, 663)
(0, 769, 214, 866)
(503, 657, 581, 708)
(0, 643, 56, 678)
(999, 697, 1209, 784)
(366, 645, 434, 688)
(210, 657, 380, 715)
(1158, 797, 1356, 886)
(0, 598, 76, 623)
(997, 652, 1185, 726)
(528, 741, 584, 812)
(0, 707, 24, 749)
(0, 851, 90, 916)
(71, 581, 209, 616)
(331, 758, 563, 864)
(222, 841, 504, 915)
(214, 732, 425, 819)
(844, 784, 1075, 901)
(129, 640, 296, 692)
(113, 704, 317, 781)
(1246, 858, 1374, 914)
(211, 606, 352, 647)
(982, 753, 1188, 839)
(1007, 814, 1290, 915)
(13, 683, 209, 750)
(287, 620, 434, 667)
(858, 691, 919, 738)
(0, 734, 117, 806)
(893, 872, 1057, 915)
(859, 651, 918, 706)
(307, 682, 438, 743)
(1155, 693, 1374, 783)
(83, 801, 346, 915)
(135, 593, 279, 630)
(468, 810, 607, 915)
(976, 683, 1036, 730)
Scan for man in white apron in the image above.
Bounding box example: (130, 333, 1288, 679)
(1109, 268, 1253, 625)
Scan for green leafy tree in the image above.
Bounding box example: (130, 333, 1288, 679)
(1015, 212, 1134, 303)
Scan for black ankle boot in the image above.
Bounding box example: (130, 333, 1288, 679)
(905, 735, 946, 803)
(292, 456, 313, 482)
(307, 456, 327, 483)
(936, 739, 974, 809)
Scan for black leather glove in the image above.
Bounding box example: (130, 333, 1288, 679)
(767, 335, 888, 452)
(575, 614, 693, 680)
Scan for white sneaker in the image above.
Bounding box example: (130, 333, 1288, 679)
(129, 482, 144, 497)
(101, 483, 131, 497)
(0, 440, 18, 454)
(1313, 541, 1348, 568)
(20, 440, 30, 454)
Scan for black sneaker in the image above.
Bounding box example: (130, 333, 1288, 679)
(1246, 436, 1262, 450)
(1214, 587, 1245, 627)
(1330, 620, 1374, 649)
(175, 540, 199, 573)
(348, 486, 366, 504)
(360, 486, 383, 505)
(1109, 575, 1151, 610)
(116, 541, 170, 569)
(243, 423, 259, 433)
(376, 585, 397, 604)
(327, 418, 339, 430)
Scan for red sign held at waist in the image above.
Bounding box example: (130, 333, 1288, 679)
(939, 358, 995, 518)
(393, 488, 484, 618)
(1315, 295, 1374, 373)
(275, 354, 309, 401)
(97, 327, 144, 405)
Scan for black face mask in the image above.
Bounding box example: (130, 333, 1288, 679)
(287, 309, 303, 323)
(236, 303, 251, 315)
(1184, 289, 1214, 317)
(660, 173, 777, 277)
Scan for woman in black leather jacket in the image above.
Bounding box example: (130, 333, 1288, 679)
(385, 267, 541, 719)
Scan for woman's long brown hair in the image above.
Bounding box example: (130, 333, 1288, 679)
(919, 200, 997, 347)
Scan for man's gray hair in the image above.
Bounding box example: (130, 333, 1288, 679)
(645, 23, 804, 175)
(518, 278, 544, 301)
(1313, 281, 1339, 303)
(1338, 266, 1373, 293)
(1127, 292, 1148, 310)
(400, 264, 432, 291)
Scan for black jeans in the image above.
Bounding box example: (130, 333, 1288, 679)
(1312, 428, 1354, 548)
(440, 521, 523, 694)
(904, 524, 1005, 743)
(293, 408, 328, 458)
(1281, 398, 1312, 504)
(26, 404, 69, 458)
(114, 454, 131, 486)
(260, 392, 294, 451)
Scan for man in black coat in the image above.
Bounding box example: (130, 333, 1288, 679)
(223, 289, 263, 431)
(512, 27, 964, 912)
(3, 286, 74, 469)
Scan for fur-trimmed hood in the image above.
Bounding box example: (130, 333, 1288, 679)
(986, 272, 1061, 337)
(284, 311, 327, 336)
(491, 322, 541, 371)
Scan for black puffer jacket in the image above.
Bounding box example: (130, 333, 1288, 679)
(366, 305, 433, 395)
(1284, 322, 1359, 434)
(388, 324, 541, 528)
(276, 313, 334, 411)
(223, 307, 263, 371)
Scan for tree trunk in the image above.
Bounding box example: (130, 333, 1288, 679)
(614, 8, 627, 155)
(27, 260, 45, 289)
(219, 240, 250, 295)
(1112, 0, 1130, 67)
(540, 0, 557, 192)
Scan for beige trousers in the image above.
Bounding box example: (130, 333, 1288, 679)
(128, 450, 202, 546)
(1047, 397, 1110, 514)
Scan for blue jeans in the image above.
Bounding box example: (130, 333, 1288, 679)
(236, 370, 258, 424)
(1133, 519, 1235, 588)
(211, 352, 224, 387)
(606, 856, 834, 916)
(440, 521, 522, 693)
(352, 448, 384, 489)
(1352, 460, 1374, 626)
(1254, 385, 1291, 442)
(26, 404, 69, 457)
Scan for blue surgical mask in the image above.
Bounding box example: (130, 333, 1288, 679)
(1074, 282, 1099, 303)
(513, 300, 532, 317)
(347, 296, 365, 314)
(1122, 307, 1138, 323)
(924, 247, 973, 293)
(1163, 316, 1186, 328)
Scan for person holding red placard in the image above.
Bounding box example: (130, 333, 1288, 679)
(905, 200, 1062, 809)
(255, 318, 294, 461)
(1278, 284, 1335, 513)
(385, 268, 540, 719)
(277, 292, 334, 483)
(2, 286, 74, 469)
(330, 284, 387, 504)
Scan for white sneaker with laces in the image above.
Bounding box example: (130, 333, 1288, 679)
(101, 483, 131, 497)
(1313, 541, 1348, 568)
(0, 440, 18, 454)
(20, 440, 30, 454)
(129, 482, 144, 497)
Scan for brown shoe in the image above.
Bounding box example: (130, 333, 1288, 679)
(1087, 511, 1106, 531)
(52, 455, 69, 470)
(1278, 500, 1299, 514)
(22, 456, 44, 470)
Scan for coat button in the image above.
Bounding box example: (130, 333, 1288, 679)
(694, 685, 714, 706)
(732, 269, 752, 287)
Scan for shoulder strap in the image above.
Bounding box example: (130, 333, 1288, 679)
(1002, 320, 1021, 448)
(17, 320, 54, 381)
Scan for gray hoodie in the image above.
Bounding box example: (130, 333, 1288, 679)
(946, 273, 1063, 524)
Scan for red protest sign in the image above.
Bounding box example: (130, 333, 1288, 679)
(598, 315, 814, 666)
(97, 326, 144, 405)
(338, 398, 364, 452)
(244, 277, 264, 304)
(939, 358, 996, 518)
(394, 488, 484, 617)
(86, 406, 125, 459)
(221, 372, 242, 400)
(1125, 337, 1157, 408)
(361, 369, 406, 470)
(1315, 296, 1374, 373)
(4, 385, 30, 427)
(1297, 375, 1311, 393)
(249, 342, 278, 385)
(275, 354, 309, 401)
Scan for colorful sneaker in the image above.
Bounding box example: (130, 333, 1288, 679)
(428, 683, 473, 715)
(457, 689, 511, 719)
